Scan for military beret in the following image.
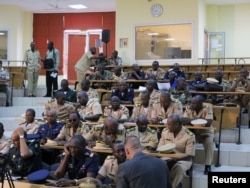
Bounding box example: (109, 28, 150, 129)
(27, 169, 49, 184)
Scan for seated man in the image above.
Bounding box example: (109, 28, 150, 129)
(87, 117, 126, 147)
(38, 110, 63, 164)
(54, 111, 90, 145)
(19, 108, 40, 134)
(111, 66, 127, 89)
(104, 96, 130, 123)
(169, 77, 192, 105)
(126, 64, 145, 89)
(8, 127, 42, 177)
(54, 135, 99, 187)
(130, 90, 153, 122)
(79, 79, 99, 99)
(76, 91, 102, 122)
(0, 60, 11, 107)
(44, 91, 75, 123)
(164, 62, 186, 80)
(90, 63, 112, 89)
(56, 79, 77, 103)
(0, 122, 10, 154)
(138, 79, 161, 105)
(182, 95, 214, 175)
(126, 115, 158, 152)
(157, 114, 195, 188)
(166, 70, 177, 89)
(108, 50, 122, 66)
(145, 60, 165, 80)
(111, 79, 134, 105)
(96, 141, 126, 186)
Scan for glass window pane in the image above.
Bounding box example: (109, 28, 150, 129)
(0, 31, 8, 59)
(135, 23, 192, 60)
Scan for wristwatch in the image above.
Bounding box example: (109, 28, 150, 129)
(19, 135, 25, 139)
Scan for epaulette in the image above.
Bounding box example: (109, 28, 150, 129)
(233, 78, 237, 81)
(93, 124, 103, 131)
(134, 102, 141, 107)
(162, 127, 169, 132)
(85, 151, 94, 157)
(106, 155, 115, 160)
(185, 128, 194, 136)
(48, 98, 55, 103)
(147, 127, 156, 134)
(127, 127, 136, 133)
(171, 97, 179, 103)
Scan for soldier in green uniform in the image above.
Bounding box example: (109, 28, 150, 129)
(157, 114, 195, 188)
(182, 95, 214, 175)
(126, 115, 158, 152)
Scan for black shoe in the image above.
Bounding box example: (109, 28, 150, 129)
(6, 102, 9, 107)
(204, 165, 211, 175)
(31, 94, 36, 97)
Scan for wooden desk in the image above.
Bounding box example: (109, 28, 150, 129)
(190, 91, 250, 95)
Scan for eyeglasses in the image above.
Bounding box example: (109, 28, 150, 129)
(69, 119, 78, 122)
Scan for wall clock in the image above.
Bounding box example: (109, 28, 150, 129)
(151, 4, 163, 17)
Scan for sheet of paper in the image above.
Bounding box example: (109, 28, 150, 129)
(138, 86, 146, 91)
(157, 82, 170, 90)
(50, 72, 57, 78)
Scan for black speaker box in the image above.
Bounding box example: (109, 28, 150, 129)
(102, 30, 110, 43)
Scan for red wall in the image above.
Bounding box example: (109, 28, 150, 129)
(33, 12, 115, 76)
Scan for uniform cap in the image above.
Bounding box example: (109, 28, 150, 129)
(27, 169, 49, 183)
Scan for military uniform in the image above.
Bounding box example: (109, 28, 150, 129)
(130, 103, 153, 121)
(9, 139, 42, 176)
(98, 155, 119, 184)
(103, 104, 129, 120)
(183, 104, 214, 165)
(138, 89, 161, 106)
(0, 134, 10, 154)
(87, 124, 126, 143)
(19, 121, 40, 134)
(57, 88, 77, 103)
(44, 99, 75, 121)
(169, 88, 192, 105)
(91, 70, 113, 88)
(157, 126, 195, 188)
(213, 79, 231, 103)
(24, 49, 41, 96)
(151, 100, 183, 121)
(55, 121, 90, 141)
(126, 126, 158, 151)
(77, 98, 103, 117)
(111, 88, 134, 104)
(38, 122, 63, 140)
(62, 148, 99, 179)
(145, 67, 165, 80)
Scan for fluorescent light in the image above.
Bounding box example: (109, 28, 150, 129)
(148, 33, 159, 36)
(0, 33, 5, 35)
(69, 4, 87, 9)
(165, 38, 175, 41)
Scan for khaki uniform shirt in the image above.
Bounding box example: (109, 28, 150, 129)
(231, 78, 250, 91)
(216, 79, 231, 101)
(87, 124, 126, 143)
(75, 51, 93, 73)
(151, 100, 183, 120)
(183, 104, 213, 120)
(126, 126, 158, 151)
(0, 135, 10, 154)
(157, 126, 195, 156)
(111, 72, 127, 81)
(78, 98, 103, 117)
(24, 49, 41, 72)
(44, 100, 75, 121)
(86, 88, 99, 99)
(103, 105, 129, 120)
(19, 121, 39, 134)
(98, 155, 118, 183)
(138, 89, 161, 106)
(130, 103, 153, 121)
(55, 121, 90, 141)
(145, 67, 165, 80)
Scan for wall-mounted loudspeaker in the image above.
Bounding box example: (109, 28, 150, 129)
(102, 30, 110, 43)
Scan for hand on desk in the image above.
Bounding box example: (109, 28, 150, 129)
(56, 178, 75, 187)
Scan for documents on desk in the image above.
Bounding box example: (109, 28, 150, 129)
(157, 82, 170, 90)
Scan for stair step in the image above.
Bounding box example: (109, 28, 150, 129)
(0, 106, 44, 117)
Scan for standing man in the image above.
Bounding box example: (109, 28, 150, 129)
(24, 42, 41, 97)
(42, 41, 60, 97)
(0, 60, 11, 106)
(116, 136, 172, 188)
(74, 47, 103, 91)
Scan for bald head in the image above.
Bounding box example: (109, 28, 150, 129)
(124, 136, 142, 159)
(104, 117, 119, 135)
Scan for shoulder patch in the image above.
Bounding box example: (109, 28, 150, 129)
(185, 128, 194, 136)
(106, 155, 115, 160)
(127, 127, 136, 132)
(147, 127, 156, 134)
(162, 127, 169, 132)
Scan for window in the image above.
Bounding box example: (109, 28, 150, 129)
(0, 31, 8, 59)
(135, 22, 192, 61)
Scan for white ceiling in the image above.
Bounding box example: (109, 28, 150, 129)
(0, 0, 250, 13)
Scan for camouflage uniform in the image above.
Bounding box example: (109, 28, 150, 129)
(183, 104, 214, 165)
(55, 121, 90, 141)
(98, 155, 119, 184)
(87, 124, 126, 143)
(130, 103, 154, 121)
(157, 126, 195, 188)
(103, 105, 129, 120)
(138, 89, 161, 106)
(77, 98, 103, 117)
(169, 88, 192, 105)
(145, 67, 165, 80)
(126, 126, 158, 151)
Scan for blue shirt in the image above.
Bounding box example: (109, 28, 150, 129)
(38, 122, 63, 139)
(111, 88, 134, 103)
